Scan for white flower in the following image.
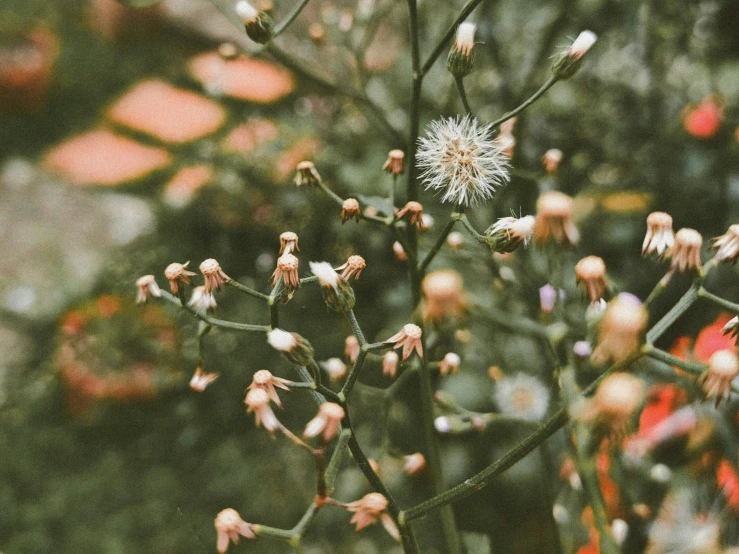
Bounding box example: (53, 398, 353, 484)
(309, 261, 339, 289)
(416, 115, 510, 207)
(494, 373, 549, 422)
(570, 31, 597, 57)
(267, 328, 297, 352)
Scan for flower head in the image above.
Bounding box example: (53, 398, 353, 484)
(272, 253, 300, 290)
(447, 231, 464, 249)
(244, 388, 281, 434)
(711, 224, 739, 263)
(417, 115, 510, 207)
(164, 261, 196, 295)
(341, 198, 361, 223)
(320, 358, 347, 381)
(439, 352, 461, 375)
(421, 269, 467, 324)
(586, 372, 644, 439)
(188, 285, 217, 312)
(279, 231, 299, 255)
(592, 294, 648, 365)
(575, 256, 608, 305)
(248, 369, 292, 408)
(200, 258, 230, 293)
(403, 453, 427, 476)
(534, 191, 579, 247)
(345, 335, 360, 364)
(392, 241, 407, 261)
(310, 261, 355, 313)
(542, 148, 563, 174)
(383, 149, 405, 176)
(642, 211, 674, 257)
(214, 508, 255, 554)
(267, 328, 314, 366)
(486, 215, 535, 253)
(303, 402, 345, 442)
(135, 275, 161, 304)
(700, 349, 739, 407)
(552, 30, 597, 79)
(384, 323, 423, 361)
(494, 372, 550, 422)
(189, 366, 219, 392)
(669, 228, 703, 273)
(235, 0, 274, 44)
(396, 201, 424, 228)
(335, 255, 366, 281)
(382, 350, 399, 378)
(346, 493, 399, 541)
(447, 22, 476, 78)
(294, 161, 321, 187)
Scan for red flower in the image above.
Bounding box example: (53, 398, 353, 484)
(669, 313, 736, 364)
(683, 97, 723, 139)
(717, 459, 739, 512)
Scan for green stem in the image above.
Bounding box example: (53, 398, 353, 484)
(226, 280, 270, 301)
(698, 287, 739, 314)
(488, 75, 559, 129)
(341, 349, 368, 397)
(325, 429, 352, 494)
(345, 310, 367, 344)
(420, 0, 486, 76)
(273, 0, 311, 37)
(160, 291, 269, 333)
(644, 269, 673, 307)
(645, 285, 699, 344)
(459, 214, 487, 243)
(643, 345, 706, 374)
(418, 217, 458, 273)
(454, 76, 472, 116)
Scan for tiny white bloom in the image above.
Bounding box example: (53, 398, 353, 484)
(455, 22, 476, 55)
(309, 261, 340, 290)
(235, 0, 259, 22)
(267, 328, 297, 352)
(570, 31, 597, 57)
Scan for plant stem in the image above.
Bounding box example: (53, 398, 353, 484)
(645, 284, 699, 344)
(160, 291, 270, 332)
(488, 75, 559, 129)
(273, 0, 311, 37)
(644, 269, 673, 307)
(643, 345, 706, 374)
(459, 214, 487, 243)
(698, 287, 739, 313)
(418, 217, 458, 273)
(345, 310, 367, 344)
(226, 280, 270, 301)
(454, 76, 472, 115)
(420, 0, 486, 76)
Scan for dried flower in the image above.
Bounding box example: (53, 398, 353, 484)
(346, 493, 399, 541)
(294, 161, 321, 187)
(189, 366, 219, 392)
(642, 211, 674, 258)
(272, 253, 300, 290)
(164, 261, 196, 295)
(439, 352, 461, 375)
(244, 388, 281, 434)
(586, 372, 644, 439)
(303, 402, 345, 442)
(383, 149, 405, 176)
(417, 115, 510, 207)
(135, 275, 161, 304)
(396, 201, 424, 228)
(534, 191, 579, 247)
(542, 148, 563, 174)
(200, 258, 230, 293)
(392, 241, 407, 261)
(188, 285, 217, 312)
(267, 328, 314, 366)
(447, 231, 464, 249)
(310, 261, 355, 313)
(248, 369, 292, 408)
(235, 0, 274, 44)
(335, 255, 366, 281)
(382, 350, 399, 379)
(552, 30, 597, 79)
(214, 508, 255, 554)
(700, 349, 739, 407)
(592, 294, 648, 365)
(341, 198, 361, 223)
(669, 228, 702, 273)
(385, 323, 423, 361)
(321, 358, 347, 381)
(279, 231, 299, 255)
(494, 373, 550, 422)
(403, 452, 426, 476)
(447, 22, 476, 78)
(421, 269, 466, 324)
(486, 215, 535, 253)
(711, 224, 739, 263)
(575, 256, 608, 304)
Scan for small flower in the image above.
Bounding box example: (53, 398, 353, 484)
(164, 261, 196, 295)
(421, 269, 467, 324)
(248, 369, 292, 408)
(385, 323, 423, 361)
(335, 255, 366, 281)
(552, 30, 597, 79)
(683, 97, 723, 139)
(700, 349, 739, 407)
(447, 231, 464, 249)
(396, 201, 424, 228)
(267, 328, 314, 366)
(188, 285, 217, 312)
(244, 388, 281, 434)
(591, 294, 648, 365)
(494, 373, 550, 422)
(303, 402, 345, 442)
(711, 224, 739, 263)
(392, 241, 407, 261)
(235, 0, 274, 44)
(585, 372, 644, 439)
(320, 358, 347, 381)
(383, 149, 405, 176)
(200, 258, 230, 293)
(294, 161, 321, 187)
(534, 191, 579, 247)
(272, 253, 300, 290)
(382, 350, 399, 378)
(542, 148, 563, 174)
(539, 284, 564, 314)
(439, 352, 461, 375)
(189, 366, 219, 392)
(575, 256, 608, 304)
(310, 261, 355, 313)
(214, 508, 256, 554)
(135, 275, 161, 303)
(346, 493, 399, 541)
(420, 213, 434, 231)
(573, 341, 592, 359)
(417, 115, 510, 207)
(345, 335, 360, 363)
(486, 215, 535, 253)
(447, 22, 476, 78)
(403, 452, 426, 476)
(279, 231, 299, 255)
(668, 228, 703, 273)
(341, 198, 362, 223)
(642, 211, 675, 258)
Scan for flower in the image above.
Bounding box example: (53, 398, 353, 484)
(303, 402, 345, 442)
(346, 493, 399, 541)
(235, 0, 274, 44)
(586, 372, 644, 440)
(711, 224, 739, 263)
(447, 231, 464, 249)
(396, 201, 424, 228)
(439, 352, 461, 375)
(494, 373, 550, 422)
(683, 97, 723, 139)
(421, 269, 466, 324)
(552, 30, 597, 79)
(383, 149, 405, 176)
(335, 255, 366, 281)
(294, 160, 321, 187)
(320, 358, 347, 381)
(700, 349, 739, 407)
(392, 241, 407, 261)
(135, 275, 161, 304)
(403, 453, 426, 476)
(244, 388, 281, 434)
(248, 369, 291, 408)
(341, 198, 361, 223)
(188, 285, 217, 312)
(642, 211, 674, 257)
(542, 148, 563, 174)
(592, 294, 648, 365)
(267, 328, 314, 366)
(279, 231, 299, 255)
(533, 191, 579, 247)
(668, 228, 702, 273)
(200, 258, 230, 293)
(189, 366, 219, 392)
(416, 115, 510, 207)
(310, 261, 355, 313)
(539, 284, 564, 314)
(345, 335, 360, 363)
(447, 22, 476, 78)
(420, 213, 434, 231)
(214, 508, 255, 554)
(385, 323, 423, 361)
(575, 256, 608, 304)
(382, 350, 399, 378)
(164, 261, 196, 295)
(272, 253, 300, 290)
(486, 215, 535, 253)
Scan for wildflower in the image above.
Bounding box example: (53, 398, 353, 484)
(303, 402, 345, 442)
(279, 231, 299, 255)
(711, 224, 739, 263)
(385, 323, 423, 361)
(335, 255, 366, 281)
(135, 275, 161, 303)
(439, 352, 461, 375)
(200, 258, 230, 293)
(188, 285, 217, 312)
(341, 198, 361, 223)
(417, 115, 510, 207)
(235, 0, 274, 44)
(642, 211, 674, 257)
(382, 350, 399, 378)
(592, 294, 648, 365)
(189, 366, 219, 392)
(585, 372, 644, 439)
(310, 261, 355, 313)
(403, 453, 426, 476)
(539, 284, 564, 314)
(294, 160, 321, 187)
(345, 335, 360, 363)
(434, 416, 451, 433)
(214, 508, 256, 554)
(267, 328, 314, 366)
(542, 148, 563, 174)
(533, 191, 579, 247)
(447, 22, 476, 78)
(683, 97, 723, 139)
(396, 201, 424, 228)
(309, 22, 325, 45)
(392, 241, 407, 261)
(272, 253, 300, 290)
(575, 256, 608, 304)
(447, 231, 464, 249)
(668, 228, 702, 273)
(421, 269, 466, 324)
(573, 341, 592, 359)
(552, 30, 597, 79)
(244, 388, 281, 434)
(700, 349, 739, 407)
(346, 493, 399, 541)
(248, 369, 291, 408)
(383, 149, 405, 176)
(164, 261, 196, 295)
(494, 373, 550, 422)
(320, 358, 347, 381)
(420, 213, 434, 231)
(486, 215, 535, 253)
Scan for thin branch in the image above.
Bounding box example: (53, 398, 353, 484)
(454, 76, 473, 116)
(227, 280, 270, 301)
(273, 0, 311, 37)
(420, 0, 486, 76)
(488, 75, 559, 129)
(160, 291, 269, 333)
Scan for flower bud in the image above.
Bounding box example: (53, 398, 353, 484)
(711, 224, 739, 264)
(447, 22, 476, 78)
(310, 261, 355, 313)
(382, 350, 399, 378)
(534, 191, 579, 247)
(439, 352, 461, 375)
(486, 215, 535, 253)
(552, 30, 597, 79)
(396, 201, 424, 228)
(542, 148, 563, 174)
(235, 1, 274, 44)
(669, 228, 702, 273)
(294, 160, 321, 187)
(575, 256, 607, 304)
(200, 258, 230, 293)
(341, 198, 361, 223)
(267, 328, 314, 366)
(382, 149, 405, 176)
(136, 275, 161, 304)
(642, 211, 674, 258)
(384, 323, 423, 361)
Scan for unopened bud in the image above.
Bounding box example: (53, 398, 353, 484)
(235, 1, 274, 44)
(310, 261, 355, 313)
(447, 22, 476, 78)
(552, 30, 597, 79)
